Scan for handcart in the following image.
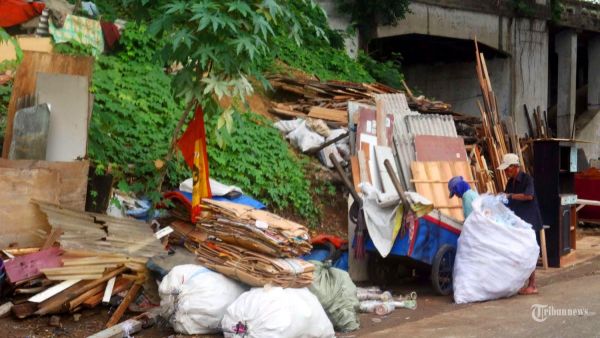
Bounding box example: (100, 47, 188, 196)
(330, 155, 462, 296)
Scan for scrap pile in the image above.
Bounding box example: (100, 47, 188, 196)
(472, 40, 531, 192)
(160, 198, 315, 288)
(194, 199, 314, 288)
(2, 244, 156, 328)
(269, 76, 454, 124)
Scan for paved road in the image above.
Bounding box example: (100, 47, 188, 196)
(363, 273, 600, 338)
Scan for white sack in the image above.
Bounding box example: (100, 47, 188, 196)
(221, 287, 335, 338)
(159, 264, 247, 334)
(274, 118, 303, 134)
(286, 121, 325, 152)
(180, 178, 243, 196)
(453, 195, 539, 304)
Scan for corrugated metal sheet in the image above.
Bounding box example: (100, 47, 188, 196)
(392, 134, 415, 191)
(375, 93, 418, 135)
(405, 114, 457, 137)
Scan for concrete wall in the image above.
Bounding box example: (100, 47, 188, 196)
(509, 18, 549, 135)
(403, 58, 511, 118)
(317, 0, 358, 57)
(577, 112, 600, 162)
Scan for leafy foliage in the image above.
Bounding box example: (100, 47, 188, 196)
(0, 28, 22, 73)
(144, 0, 326, 110)
(358, 52, 403, 88)
(205, 111, 319, 223)
(335, 0, 410, 48)
(0, 82, 11, 138)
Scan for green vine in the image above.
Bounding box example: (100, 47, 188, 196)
(206, 111, 320, 225)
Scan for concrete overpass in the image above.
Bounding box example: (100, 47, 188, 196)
(320, 0, 600, 160)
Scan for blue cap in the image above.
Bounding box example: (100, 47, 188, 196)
(448, 176, 464, 198)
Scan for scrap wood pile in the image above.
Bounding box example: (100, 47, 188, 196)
(0, 201, 165, 331)
(164, 198, 315, 288)
(269, 76, 454, 125)
(472, 39, 532, 193)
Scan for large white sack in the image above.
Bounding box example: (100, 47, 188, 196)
(221, 287, 335, 338)
(286, 121, 325, 152)
(159, 264, 247, 334)
(453, 195, 540, 304)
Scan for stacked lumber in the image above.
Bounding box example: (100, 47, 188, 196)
(33, 200, 164, 258)
(474, 39, 531, 192)
(4, 248, 147, 329)
(269, 76, 453, 123)
(198, 199, 312, 257)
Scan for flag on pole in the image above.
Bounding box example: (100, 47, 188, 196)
(177, 105, 212, 221)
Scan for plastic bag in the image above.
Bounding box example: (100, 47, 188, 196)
(221, 287, 335, 338)
(286, 121, 325, 152)
(159, 264, 247, 334)
(453, 195, 540, 304)
(274, 119, 303, 134)
(308, 261, 360, 332)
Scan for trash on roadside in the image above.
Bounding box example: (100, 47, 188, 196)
(357, 288, 417, 315)
(221, 286, 335, 338)
(159, 264, 247, 335)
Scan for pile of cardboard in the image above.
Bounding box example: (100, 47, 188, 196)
(269, 76, 453, 124)
(194, 199, 314, 288)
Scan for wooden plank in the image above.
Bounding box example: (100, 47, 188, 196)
(102, 277, 117, 304)
(83, 278, 132, 308)
(0, 168, 60, 248)
(3, 51, 94, 158)
(68, 283, 107, 311)
(42, 266, 110, 275)
(36, 266, 127, 315)
(0, 36, 53, 63)
(28, 280, 80, 303)
(350, 156, 361, 193)
(105, 283, 142, 328)
(42, 228, 62, 250)
(375, 98, 387, 146)
(357, 150, 371, 185)
(46, 274, 104, 281)
(4, 247, 63, 284)
(308, 106, 347, 123)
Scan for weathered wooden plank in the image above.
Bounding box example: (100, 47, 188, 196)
(3, 51, 93, 158)
(307, 106, 347, 123)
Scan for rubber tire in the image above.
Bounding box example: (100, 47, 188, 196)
(431, 244, 456, 296)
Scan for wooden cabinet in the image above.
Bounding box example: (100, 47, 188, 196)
(533, 140, 577, 267)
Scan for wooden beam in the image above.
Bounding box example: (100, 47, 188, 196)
(105, 283, 142, 328)
(28, 280, 80, 303)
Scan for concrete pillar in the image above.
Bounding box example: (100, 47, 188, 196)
(555, 30, 577, 138)
(589, 35, 600, 112)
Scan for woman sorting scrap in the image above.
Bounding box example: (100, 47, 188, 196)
(448, 176, 479, 219)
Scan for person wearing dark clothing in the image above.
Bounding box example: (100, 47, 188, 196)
(498, 153, 541, 295)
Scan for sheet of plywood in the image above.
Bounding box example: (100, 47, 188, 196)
(36, 73, 89, 161)
(414, 135, 468, 162)
(3, 51, 93, 158)
(0, 159, 89, 210)
(0, 36, 53, 63)
(308, 106, 348, 123)
(0, 168, 60, 248)
(411, 161, 475, 222)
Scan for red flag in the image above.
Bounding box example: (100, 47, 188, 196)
(177, 106, 211, 221)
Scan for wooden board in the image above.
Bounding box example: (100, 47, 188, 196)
(0, 168, 60, 248)
(411, 161, 475, 222)
(308, 106, 348, 123)
(414, 135, 468, 162)
(3, 51, 94, 158)
(4, 247, 62, 283)
(0, 159, 89, 210)
(0, 36, 53, 63)
(36, 73, 90, 161)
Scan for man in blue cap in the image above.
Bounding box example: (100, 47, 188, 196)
(448, 176, 479, 219)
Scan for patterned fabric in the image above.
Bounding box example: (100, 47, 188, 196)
(49, 14, 103, 56)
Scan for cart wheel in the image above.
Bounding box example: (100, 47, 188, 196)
(431, 244, 456, 296)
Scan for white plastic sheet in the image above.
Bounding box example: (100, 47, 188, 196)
(159, 264, 247, 334)
(453, 195, 539, 304)
(180, 178, 243, 196)
(221, 287, 335, 338)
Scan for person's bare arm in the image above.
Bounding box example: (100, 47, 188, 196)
(508, 193, 533, 201)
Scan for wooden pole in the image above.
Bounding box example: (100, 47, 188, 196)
(105, 283, 142, 328)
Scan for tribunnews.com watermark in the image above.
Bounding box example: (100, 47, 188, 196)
(531, 304, 596, 322)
